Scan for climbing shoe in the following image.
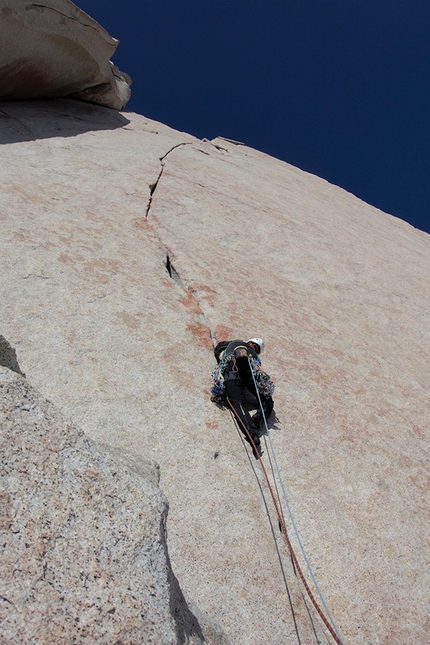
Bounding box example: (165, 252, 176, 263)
(242, 432, 263, 459)
(251, 411, 263, 429)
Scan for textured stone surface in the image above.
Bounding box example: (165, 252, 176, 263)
(0, 366, 173, 643)
(0, 366, 229, 644)
(0, 0, 131, 108)
(0, 98, 429, 644)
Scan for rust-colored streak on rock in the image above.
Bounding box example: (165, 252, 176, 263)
(192, 284, 215, 294)
(190, 284, 216, 307)
(215, 324, 233, 341)
(409, 469, 430, 492)
(186, 323, 213, 350)
(179, 291, 203, 315)
(84, 258, 120, 273)
(133, 218, 152, 231)
(116, 311, 140, 330)
(200, 294, 214, 307)
(58, 252, 80, 265)
(205, 421, 218, 429)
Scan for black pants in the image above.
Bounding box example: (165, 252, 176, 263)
(224, 375, 260, 443)
(252, 395, 274, 428)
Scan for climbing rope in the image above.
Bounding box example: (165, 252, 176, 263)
(228, 408, 304, 645)
(224, 359, 345, 645)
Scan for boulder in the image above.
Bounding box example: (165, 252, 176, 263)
(0, 365, 229, 644)
(0, 0, 130, 109)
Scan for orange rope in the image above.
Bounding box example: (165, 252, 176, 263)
(226, 396, 344, 645)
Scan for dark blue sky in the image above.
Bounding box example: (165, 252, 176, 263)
(78, 0, 430, 236)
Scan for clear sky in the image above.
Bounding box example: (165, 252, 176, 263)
(78, 0, 430, 236)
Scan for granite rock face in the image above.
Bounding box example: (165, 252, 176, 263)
(0, 98, 429, 645)
(0, 365, 228, 645)
(0, 0, 131, 109)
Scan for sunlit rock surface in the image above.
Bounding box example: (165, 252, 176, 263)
(0, 0, 130, 109)
(0, 98, 429, 645)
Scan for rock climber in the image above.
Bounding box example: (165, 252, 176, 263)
(211, 338, 274, 460)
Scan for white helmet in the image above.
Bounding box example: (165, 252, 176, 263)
(247, 338, 265, 354)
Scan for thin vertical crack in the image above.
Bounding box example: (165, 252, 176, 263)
(145, 142, 192, 218)
(147, 141, 218, 351)
(145, 165, 164, 218)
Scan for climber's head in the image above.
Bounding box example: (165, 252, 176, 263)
(247, 338, 265, 355)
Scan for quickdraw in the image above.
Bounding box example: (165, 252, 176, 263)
(210, 351, 235, 397)
(249, 356, 275, 397)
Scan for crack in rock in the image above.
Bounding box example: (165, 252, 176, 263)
(22, 274, 50, 280)
(162, 255, 216, 350)
(145, 166, 164, 218)
(145, 142, 191, 219)
(164, 255, 183, 288)
(29, 4, 109, 37)
(0, 109, 33, 133)
(159, 142, 191, 163)
(144, 142, 217, 350)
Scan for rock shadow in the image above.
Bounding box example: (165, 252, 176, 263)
(168, 565, 231, 645)
(0, 98, 130, 144)
(0, 336, 25, 376)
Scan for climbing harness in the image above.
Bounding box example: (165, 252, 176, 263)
(244, 358, 345, 645)
(210, 345, 274, 399)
